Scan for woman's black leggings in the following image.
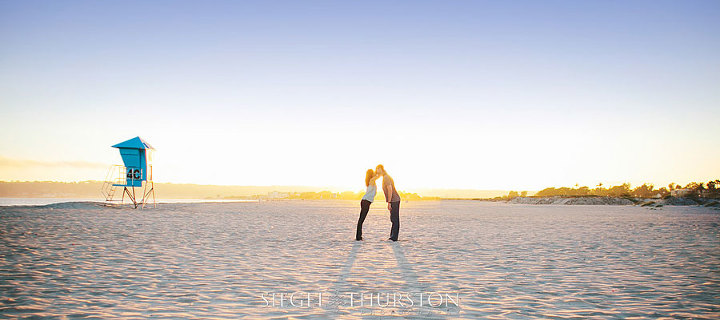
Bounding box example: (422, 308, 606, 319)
(356, 199, 371, 240)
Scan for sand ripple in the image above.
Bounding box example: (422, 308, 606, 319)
(1, 201, 719, 319)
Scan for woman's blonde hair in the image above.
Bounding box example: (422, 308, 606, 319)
(365, 169, 375, 187)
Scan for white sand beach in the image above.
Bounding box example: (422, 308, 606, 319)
(1, 200, 719, 319)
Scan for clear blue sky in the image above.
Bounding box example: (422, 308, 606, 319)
(1, 0, 719, 190)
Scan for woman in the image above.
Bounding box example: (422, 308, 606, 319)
(356, 169, 379, 241)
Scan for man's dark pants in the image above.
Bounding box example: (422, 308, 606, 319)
(389, 201, 400, 241)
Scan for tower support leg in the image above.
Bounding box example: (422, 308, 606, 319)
(123, 187, 138, 208)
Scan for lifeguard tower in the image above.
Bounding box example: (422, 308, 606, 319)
(101, 136, 156, 208)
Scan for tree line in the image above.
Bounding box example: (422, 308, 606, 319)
(525, 180, 720, 199)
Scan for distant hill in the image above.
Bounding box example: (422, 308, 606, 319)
(410, 188, 530, 199)
(0, 181, 515, 199)
(0, 181, 330, 199)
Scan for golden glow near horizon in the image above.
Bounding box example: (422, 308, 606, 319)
(1, 2, 719, 193)
(1, 112, 718, 193)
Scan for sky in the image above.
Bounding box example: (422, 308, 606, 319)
(1, 0, 719, 192)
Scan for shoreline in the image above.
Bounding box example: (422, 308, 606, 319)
(2, 196, 719, 209)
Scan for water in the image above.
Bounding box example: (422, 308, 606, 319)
(1, 201, 718, 319)
(0, 197, 255, 206)
(0, 198, 101, 206)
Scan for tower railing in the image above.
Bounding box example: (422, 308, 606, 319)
(101, 165, 126, 201)
(101, 165, 155, 208)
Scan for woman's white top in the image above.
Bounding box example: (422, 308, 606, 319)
(362, 184, 377, 202)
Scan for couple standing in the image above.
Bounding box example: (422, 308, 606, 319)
(356, 164, 401, 241)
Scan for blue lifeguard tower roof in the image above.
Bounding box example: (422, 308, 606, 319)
(112, 136, 155, 150)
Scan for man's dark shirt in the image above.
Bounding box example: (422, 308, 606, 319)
(382, 175, 401, 203)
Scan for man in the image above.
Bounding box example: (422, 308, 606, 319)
(376, 164, 401, 241)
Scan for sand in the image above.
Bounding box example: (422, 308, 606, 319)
(1, 200, 719, 319)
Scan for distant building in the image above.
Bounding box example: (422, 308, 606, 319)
(699, 189, 718, 198)
(268, 191, 289, 199)
(671, 189, 694, 197)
